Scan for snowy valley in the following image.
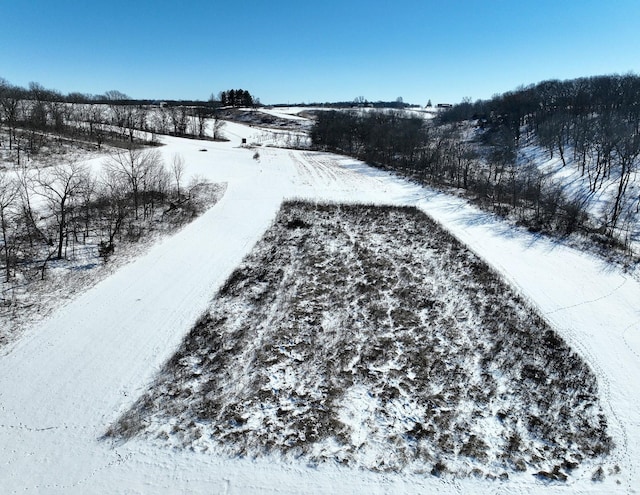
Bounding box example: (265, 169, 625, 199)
(0, 107, 639, 494)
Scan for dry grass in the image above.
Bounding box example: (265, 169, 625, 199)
(108, 201, 612, 480)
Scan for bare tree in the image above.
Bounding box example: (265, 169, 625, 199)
(0, 78, 22, 150)
(195, 107, 208, 138)
(104, 90, 129, 101)
(104, 90, 131, 139)
(171, 153, 185, 199)
(609, 122, 640, 236)
(47, 97, 67, 133)
(0, 173, 19, 281)
(141, 158, 170, 220)
(27, 82, 49, 130)
(150, 106, 170, 135)
(88, 103, 107, 148)
(103, 148, 163, 220)
(16, 164, 50, 251)
(32, 162, 89, 260)
(97, 167, 130, 254)
(168, 106, 188, 136)
(127, 106, 148, 142)
(211, 113, 226, 140)
(77, 171, 97, 242)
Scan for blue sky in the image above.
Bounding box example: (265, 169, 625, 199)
(1, 0, 639, 105)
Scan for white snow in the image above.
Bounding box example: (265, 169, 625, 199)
(1, 118, 639, 494)
(252, 107, 311, 121)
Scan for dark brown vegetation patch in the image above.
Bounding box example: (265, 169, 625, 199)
(108, 201, 612, 480)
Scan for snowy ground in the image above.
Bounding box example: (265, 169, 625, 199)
(0, 120, 639, 494)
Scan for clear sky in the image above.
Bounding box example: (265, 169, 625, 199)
(1, 0, 639, 105)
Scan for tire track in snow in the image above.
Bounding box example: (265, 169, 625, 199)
(289, 149, 379, 195)
(543, 276, 628, 316)
(622, 320, 640, 362)
(301, 151, 372, 188)
(289, 150, 339, 186)
(6, 448, 134, 494)
(537, 271, 637, 488)
(300, 152, 340, 183)
(548, 321, 631, 489)
(288, 150, 314, 186)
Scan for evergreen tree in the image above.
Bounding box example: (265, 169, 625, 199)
(216, 89, 256, 107)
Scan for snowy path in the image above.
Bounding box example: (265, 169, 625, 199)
(0, 128, 639, 494)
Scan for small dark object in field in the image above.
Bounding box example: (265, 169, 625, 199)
(285, 218, 310, 229)
(98, 241, 114, 260)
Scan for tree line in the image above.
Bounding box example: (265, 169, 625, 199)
(0, 78, 256, 151)
(1, 79, 259, 107)
(311, 75, 640, 251)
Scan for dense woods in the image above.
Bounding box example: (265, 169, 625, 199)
(442, 75, 640, 237)
(311, 75, 640, 252)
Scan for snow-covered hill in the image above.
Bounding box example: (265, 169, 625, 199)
(0, 120, 639, 494)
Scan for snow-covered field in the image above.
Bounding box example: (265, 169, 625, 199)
(1, 119, 639, 494)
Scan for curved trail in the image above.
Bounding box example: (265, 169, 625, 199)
(1, 129, 639, 494)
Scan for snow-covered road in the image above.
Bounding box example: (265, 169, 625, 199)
(1, 125, 638, 494)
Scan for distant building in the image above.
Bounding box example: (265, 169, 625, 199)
(436, 103, 452, 109)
